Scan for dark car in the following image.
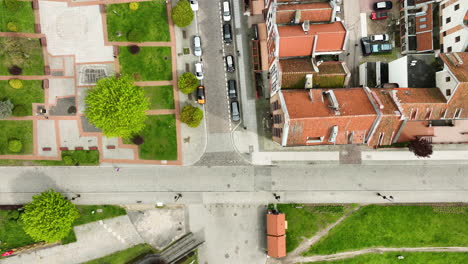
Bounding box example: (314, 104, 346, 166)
(371, 43, 393, 53)
(196, 85, 205, 104)
(228, 80, 237, 99)
(371, 11, 388, 20)
(223, 24, 232, 43)
(373, 1, 392, 10)
(360, 37, 372, 56)
(230, 101, 240, 122)
(226, 55, 235, 72)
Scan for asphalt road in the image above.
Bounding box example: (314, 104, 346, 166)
(1, 164, 467, 204)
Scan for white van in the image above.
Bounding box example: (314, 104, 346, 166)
(223, 1, 231, 22)
(193, 35, 202, 56)
(195, 62, 204, 80)
(370, 34, 389, 42)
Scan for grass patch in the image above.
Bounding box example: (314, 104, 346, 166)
(0, 210, 35, 252)
(62, 205, 127, 244)
(274, 204, 355, 253)
(106, 1, 170, 42)
(119, 46, 172, 81)
(0, 80, 44, 116)
(138, 115, 177, 160)
(313, 75, 346, 88)
(0, 150, 100, 166)
(142, 85, 175, 109)
(307, 252, 468, 264)
(0, 37, 45, 75)
(0, 0, 35, 33)
(306, 205, 468, 255)
(0, 120, 33, 155)
(84, 244, 157, 264)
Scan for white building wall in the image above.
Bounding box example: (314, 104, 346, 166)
(440, 0, 468, 52)
(388, 56, 409, 87)
(436, 69, 459, 101)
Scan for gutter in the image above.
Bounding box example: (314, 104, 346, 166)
(278, 91, 290, 147)
(363, 87, 382, 144)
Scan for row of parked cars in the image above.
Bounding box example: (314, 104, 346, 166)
(362, 1, 394, 56)
(370, 1, 392, 20)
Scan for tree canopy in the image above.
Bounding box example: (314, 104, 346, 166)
(85, 75, 149, 139)
(171, 0, 194, 28)
(178, 72, 198, 94)
(408, 138, 433, 158)
(21, 190, 79, 243)
(180, 105, 203, 128)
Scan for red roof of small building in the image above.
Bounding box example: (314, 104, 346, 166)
(415, 4, 433, 51)
(278, 22, 346, 57)
(416, 32, 433, 52)
(276, 2, 333, 24)
(267, 235, 286, 258)
(440, 53, 468, 82)
(266, 213, 286, 236)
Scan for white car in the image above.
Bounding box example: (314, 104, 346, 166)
(193, 35, 202, 57)
(223, 1, 231, 22)
(195, 62, 204, 80)
(370, 34, 389, 42)
(189, 0, 198, 11)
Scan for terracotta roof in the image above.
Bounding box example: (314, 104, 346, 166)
(251, 0, 264, 15)
(278, 22, 347, 57)
(416, 31, 433, 51)
(370, 89, 399, 115)
(415, 4, 432, 34)
(258, 23, 269, 71)
(282, 88, 376, 119)
(318, 62, 345, 74)
(446, 83, 468, 119)
(267, 235, 286, 258)
(266, 213, 286, 236)
(280, 58, 315, 73)
(368, 115, 403, 147)
(440, 53, 468, 82)
(276, 2, 333, 24)
(395, 88, 447, 104)
(397, 120, 434, 142)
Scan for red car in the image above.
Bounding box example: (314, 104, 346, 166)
(371, 11, 388, 20)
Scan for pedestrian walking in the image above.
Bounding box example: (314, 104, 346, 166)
(382, 195, 387, 200)
(376, 192, 382, 196)
(389, 195, 394, 200)
(116, 167, 120, 172)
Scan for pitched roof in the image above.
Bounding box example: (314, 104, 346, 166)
(266, 213, 286, 236)
(393, 88, 447, 120)
(440, 52, 468, 82)
(280, 58, 316, 88)
(416, 31, 433, 52)
(415, 4, 433, 51)
(278, 22, 347, 57)
(267, 235, 286, 258)
(276, 2, 333, 24)
(368, 115, 403, 147)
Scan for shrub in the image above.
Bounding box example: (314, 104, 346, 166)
(408, 138, 433, 158)
(178, 72, 198, 94)
(13, 104, 28, 116)
(8, 139, 23, 153)
(128, 45, 140, 54)
(67, 106, 77, 114)
(180, 105, 203, 128)
(5, 0, 20, 11)
(6, 22, 18, 32)
(62, 155, 74, 165)
(7, 210, 20, 221)
(129, 2, 139, 10)
(131, 135, 144, 145)
(171, 0, 194, 28)
(8, 79, 23, 89)
(0, 99, 14, 119)
(8, 66, 22, 75)
(127, 29, 143, 42)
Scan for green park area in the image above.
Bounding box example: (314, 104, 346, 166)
(138, 115, 177, 160)
(0, 0, 35, 33)
(308, 252, 468, 264)
(0, 37, 44, 75)
(119, 46, 172, 81)
(0, 80, 44, 116)
(0, 120, 33, 155)
(143, 85, 175, 109)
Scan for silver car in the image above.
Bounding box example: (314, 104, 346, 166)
(193, 35, 202, 56)
(231, 101, 240, 122)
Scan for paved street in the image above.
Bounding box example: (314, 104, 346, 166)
(0, 164, 467, 204)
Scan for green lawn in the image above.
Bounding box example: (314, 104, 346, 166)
(142, 85, 174, 109)
(84, 244, 157, 264)
(313, 75, 346, 88)
(275, 204, 355, 253)
(0, 150, 100, 166)
(0, 80, 44, 116)
(138, 115, 177, 160)
(119, 46, 172, 81)
(62, 205, 127, 244)
(307, 252, 468, 264)
(0, 0, 35, 33)
(0, 37, 45, 75)
(0, 120, 33, 155)
(306, 205, 468, 255)
(0, 210, 35, 252)
(106, 0, 170, 42)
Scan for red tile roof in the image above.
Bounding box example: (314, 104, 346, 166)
(393, 88, 447, 120)
(415, 4, 433, 51)
(267, 235, 286, 258)
(266, 213, 286, 236)
(440, 53, 468, 82)
(416, 31, 433, 52)
(276, 2, 333, 24)
(278, 22, 347, 57)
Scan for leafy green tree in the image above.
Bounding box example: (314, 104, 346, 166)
(0, 99, 14, 119)
(180, 105, 203, 128)
(85, 76, 149, 139)
(8, 139, 22, 153)
(171, 0, 194, 28)
(178, 72, 198, 94)
(21, 190, 79, 243)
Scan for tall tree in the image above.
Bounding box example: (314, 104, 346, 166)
(180, 105, 203, 128)
(21, 190, 79, 243)
(85, 75, 149, 139)
(171, 0, 194, 28)
(178, 72, 198, 94)
(408, 138, 433, 158)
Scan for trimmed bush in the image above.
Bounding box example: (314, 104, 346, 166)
(171, 0, 194, 28)
(8, 66, 22, 75)
(5, 0, 21, 11)
(8, 139, 23, 153)
(7, 22, 18, 32)
(13, 104, 28, 116)
(178, 72, 198, 94)
(62, 155, 74, 165)
(128, 45, 140, 54)
(127, 29, 144, 42)
(8, 79, 23, 89)
(180, 105, 203, 128)
(131, 135, 144, 145)
(129, 2, 139, 10)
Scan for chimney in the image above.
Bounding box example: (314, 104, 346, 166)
(294, 10, 301, 24)
(453, 53, 464, 67)
(305, 74, 313, 89)
(302, 20, 310, 34)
